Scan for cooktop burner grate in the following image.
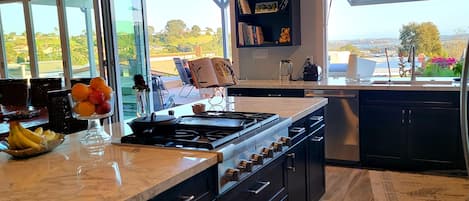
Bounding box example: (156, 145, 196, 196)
(121, 111, 279, 150)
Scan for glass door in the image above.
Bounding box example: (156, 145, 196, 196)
(0, 1, 30, 78)
(111, 0, 149, 120)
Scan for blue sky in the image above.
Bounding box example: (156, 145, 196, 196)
(0, 0, 467, 40)
(328, 0, 469, 40)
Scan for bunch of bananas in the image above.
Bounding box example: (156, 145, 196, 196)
(8, 121, 60, 150)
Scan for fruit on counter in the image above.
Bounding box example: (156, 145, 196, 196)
(71, 83, 90, 101)
(74, 101, 96, 116)
(7, 122, 60, 150)
(96, 101, 111, 114)
(71, 77, 113, 116)
(88, 90, 105, 105)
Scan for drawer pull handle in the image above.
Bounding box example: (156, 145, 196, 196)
(248, 181, 271, 194)
(267, 94, 282, 97)
(311, 136, 324, 142)
(178, 195, 195, 201)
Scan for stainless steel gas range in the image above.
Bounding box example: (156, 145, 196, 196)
(120, 111, 292, 195)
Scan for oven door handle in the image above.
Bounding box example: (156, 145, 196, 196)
(248, 181, 271, 195)
(178, 195, 195, 201)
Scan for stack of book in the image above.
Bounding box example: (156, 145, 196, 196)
(238, 22, 264, 46)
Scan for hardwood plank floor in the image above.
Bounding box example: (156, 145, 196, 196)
(322, 166, 374, 201)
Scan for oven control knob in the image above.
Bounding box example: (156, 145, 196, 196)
(262, 147, 274, 158)
(238, 160, 253, 172)
(251, 154, 264, 165)
(224, 168, 240, 181)
(271, 142, 282, 152)
(279, 137, 292, 147)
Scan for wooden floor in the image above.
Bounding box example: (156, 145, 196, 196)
(322, 166, 374, 201)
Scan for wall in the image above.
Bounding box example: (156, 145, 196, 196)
(230, 0, 327, 80)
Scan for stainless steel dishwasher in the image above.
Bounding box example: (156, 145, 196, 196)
(304, 89, 359, 163)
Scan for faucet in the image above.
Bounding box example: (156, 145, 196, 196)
(408, 45, 416, 82)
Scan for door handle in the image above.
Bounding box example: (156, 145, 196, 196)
(248, 181, 271, 194)
(178, 195, 195, 201)
(408, 109, 412, 124)
(401, 109, 405, 125)
(287, 153, 296, 172)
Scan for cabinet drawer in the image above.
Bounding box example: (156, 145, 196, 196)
(218, 157, 287, 201)
(360, 90, 458, 107)
(151, 166, 217, 201)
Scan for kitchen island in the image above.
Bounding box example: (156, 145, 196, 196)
(0, 96, 327, 201)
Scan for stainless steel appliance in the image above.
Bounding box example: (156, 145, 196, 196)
(304, 90, 359, 162)
(459, 40, 469, 177)
(121, 111, 292, 194)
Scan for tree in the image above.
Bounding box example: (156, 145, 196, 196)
(190, 25, 201, 37)
(399, 22, 444, 57)
(164, 19, 187, 36)
(339, 44, 361, 55)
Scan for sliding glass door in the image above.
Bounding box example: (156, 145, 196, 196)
(111, 0, 149, 120)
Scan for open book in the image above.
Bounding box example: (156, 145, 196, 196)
(188, 57, 238, 88)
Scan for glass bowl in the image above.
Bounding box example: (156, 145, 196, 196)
(68, 92, 114, 149)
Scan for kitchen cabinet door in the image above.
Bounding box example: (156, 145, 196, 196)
(307, 127, 325, 201)
(286, 139, 308, 201)
(407, 107, 465, 170)
(360, 105, 407, 169)
(151, 165, 217, 201)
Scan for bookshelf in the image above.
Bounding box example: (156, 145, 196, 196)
(235, 0, 301, 48)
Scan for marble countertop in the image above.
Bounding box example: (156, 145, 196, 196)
(0, 96, 327, 201)
(229, 77, 461, 91)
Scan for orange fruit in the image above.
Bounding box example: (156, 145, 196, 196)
(71, 83, 90, 101)
(90, 77, 107, 90)
(99, 85, 113, 100)
(74, 101, 95, 116)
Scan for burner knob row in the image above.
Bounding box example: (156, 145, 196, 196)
(224, 168, 240, 181)
(238, 160, 253, 172)
(251, 154, 264, 165)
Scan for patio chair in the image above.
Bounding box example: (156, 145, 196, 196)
(173, 57, 195, 97)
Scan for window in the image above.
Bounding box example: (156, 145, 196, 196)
(31, 0, 63, 78)
(327, 0, 469, 78)
(145, 0, 230, 77)
(0, 2, 29, 79)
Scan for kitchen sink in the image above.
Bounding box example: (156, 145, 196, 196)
(371, 80, 454, 85)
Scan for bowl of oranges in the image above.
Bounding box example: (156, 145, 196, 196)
(69, 77, 114, 143)
(70, 77, 114, 120)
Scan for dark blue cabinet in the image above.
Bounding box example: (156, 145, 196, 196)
(360, 90, 465, 171)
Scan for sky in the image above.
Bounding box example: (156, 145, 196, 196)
(328, 0, 469, 40)
(0, 0, 467, 40)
